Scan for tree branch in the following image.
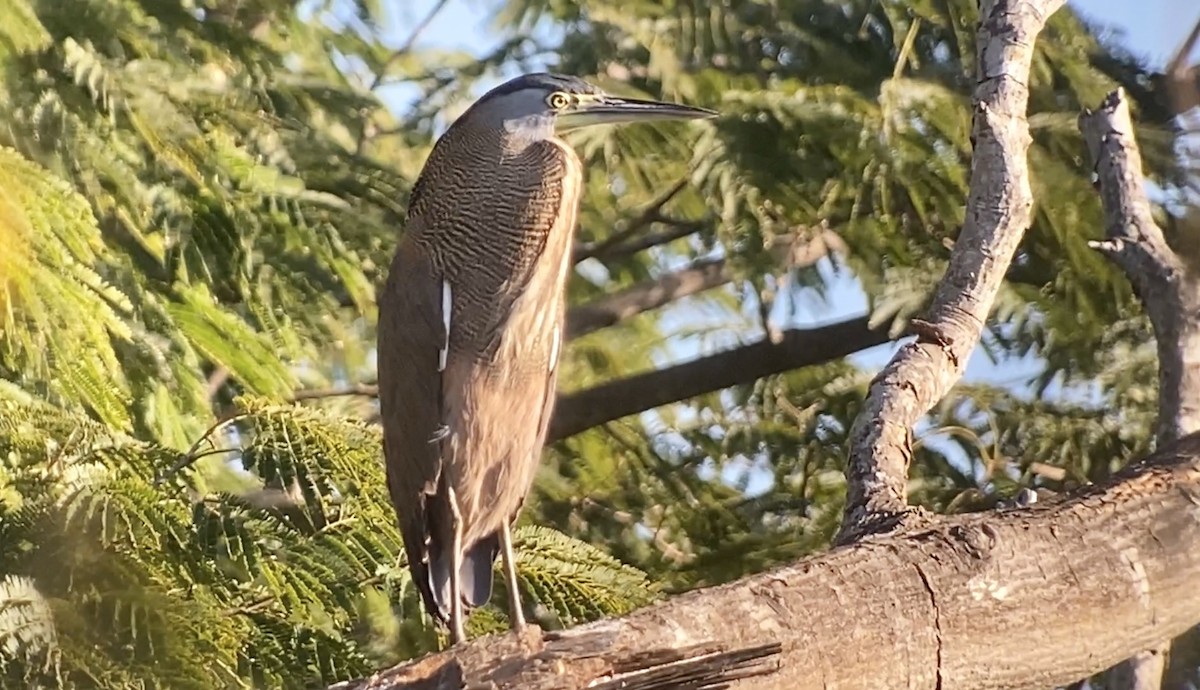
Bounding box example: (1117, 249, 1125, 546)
(568, 229, 844, 340)
(368, 0, 449, 93)
(566, 258, 728, 338)
(1163, 15, 1200, 116)
(355, 0, 450, 154)
(567, 228, 847, 338)
(547, 317, 894, 442)
(573, 179, 691, 262)
(584, 217, 709, 261)
(1080, 89, 1200, 446)
(837, 0, 1065, 542)
(1080, 87, 1200, 690)
(292, 382, 380, 402)
(331, 432, 1200, 690)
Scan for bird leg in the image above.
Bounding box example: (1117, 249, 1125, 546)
(446, 487, 467, 644)
(499, 521, 526, 631)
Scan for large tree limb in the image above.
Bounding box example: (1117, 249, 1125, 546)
(1080, 87, 1200, 690)
(332, 432, 1200, 690)
(837, 0, 1065, 542)
(547, 317, 893, 442)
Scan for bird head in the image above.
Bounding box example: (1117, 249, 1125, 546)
(460, 73, 716, 139)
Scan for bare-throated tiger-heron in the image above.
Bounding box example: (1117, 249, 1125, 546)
(377, 72, 715, 644)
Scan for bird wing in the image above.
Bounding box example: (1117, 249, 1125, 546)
(377, 238, 448, 620)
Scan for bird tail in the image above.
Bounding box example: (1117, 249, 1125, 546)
(428, 532, 499, 619)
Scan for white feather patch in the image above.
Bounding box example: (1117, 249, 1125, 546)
(438, 279, 452, 372)
(548, 324, 561, 372)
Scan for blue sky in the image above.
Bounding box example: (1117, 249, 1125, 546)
(399, 0, 1200, 69)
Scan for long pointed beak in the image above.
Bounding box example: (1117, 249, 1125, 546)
(558, 96, 717, 130)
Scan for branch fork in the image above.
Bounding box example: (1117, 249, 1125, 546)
(836, 0, 1065, 543)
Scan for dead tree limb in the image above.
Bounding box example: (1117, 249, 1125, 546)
(330, 433, 1200, 690)
(836, 0, 1066, 541)
(1080, 86, 1200, 690)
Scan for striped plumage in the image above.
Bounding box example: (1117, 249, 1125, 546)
(376, 73, 714, 644)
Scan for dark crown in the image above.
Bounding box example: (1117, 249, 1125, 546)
(480, 73, 603, 101)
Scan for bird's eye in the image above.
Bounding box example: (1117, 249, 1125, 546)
(547, 92, 571, 110)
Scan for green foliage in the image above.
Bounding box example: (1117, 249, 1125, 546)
(0, 0, 667, 685)
(0, 145, 134, 430)
(513, 525, 658, 627)
(0, 0, 410, 447)
(0, 398, 656, 687)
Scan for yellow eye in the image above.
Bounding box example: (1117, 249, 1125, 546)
(547, 92, 571, 110)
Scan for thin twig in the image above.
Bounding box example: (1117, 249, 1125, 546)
(157, 413, 249, 485)
(355, 0, 452, 154)
(574, 179, 691, 262)
(368, 0, 450, 93)
(292, 382, 379, 401)
(587, 217, 708, 261)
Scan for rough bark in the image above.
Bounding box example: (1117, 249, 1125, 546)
(836, 0, 1065, 542)
(1080, 88, 1200, 690)
(1080, 89, 1200, 448)
(331, 433, 1200, 690)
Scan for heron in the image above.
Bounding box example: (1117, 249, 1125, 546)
(377, 72, 715, 644)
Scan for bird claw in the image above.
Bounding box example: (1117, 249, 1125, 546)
(429, 424, 450, 443)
